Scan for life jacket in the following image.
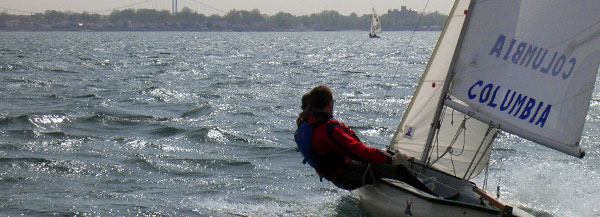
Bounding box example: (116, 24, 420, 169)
(295, 119, 329, 170)
(295, 118, 347, 180)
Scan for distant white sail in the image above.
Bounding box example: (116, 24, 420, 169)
(390, 0, 495, 178)
(447, 1, 600, 158)
(371, 8, 382, 34)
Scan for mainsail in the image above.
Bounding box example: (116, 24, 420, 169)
(447, 1, 600, 158)
(371, 8, 382, 35)
(390, 0, 496, 179)
(391, 0, 600, 179)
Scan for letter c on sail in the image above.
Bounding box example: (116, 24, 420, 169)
(468, 80, 484, 99)
(563, 58, 576, 79)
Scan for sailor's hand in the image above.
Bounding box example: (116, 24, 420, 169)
(392, 152, 414, 166)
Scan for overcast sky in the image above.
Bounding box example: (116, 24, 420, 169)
(1, 0, 453, 16)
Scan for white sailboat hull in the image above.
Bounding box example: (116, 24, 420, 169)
(358, 179, 498, 217)
(357, 178, 533, 217)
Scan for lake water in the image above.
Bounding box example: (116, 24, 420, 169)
(0, 31, 598, 216)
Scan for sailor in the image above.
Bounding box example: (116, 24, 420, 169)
(296, 92, 311, 129)
(295, 85, 437, 194)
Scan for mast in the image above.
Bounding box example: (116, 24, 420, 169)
(419, 0, 477, 165)
(371, 8, 375, 35)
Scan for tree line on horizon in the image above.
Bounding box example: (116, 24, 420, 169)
(0, 7, 447, 31)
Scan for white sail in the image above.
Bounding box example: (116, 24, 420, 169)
(447, 1, 600, 158)
(390, 0, 495, 178)
(371, 8, 382, 34)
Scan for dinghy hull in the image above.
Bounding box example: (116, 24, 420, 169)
(357, 179, 500, 217)
(357, 178, 533, 217)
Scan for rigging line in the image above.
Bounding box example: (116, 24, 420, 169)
(466, 129, 497, 180)
(90, 0, 156, 14)
(403, 0, 431, 56)
(429, 117, 467, 166)
(450, 151, 456, 177)
(483, 161, 489, 191)
(463, 125, 493, 179)
(379, 0, 432, 142)
(362, 163, 376, 186)
(434, 106, 446, 160)
(427, 104, 446, 166)
(450, 115, 469, 156)
(429, 99, 450, 164)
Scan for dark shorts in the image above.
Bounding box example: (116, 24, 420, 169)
(329, 161, 435, 196)
(330, 160, 396, 190)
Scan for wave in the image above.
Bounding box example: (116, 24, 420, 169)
(0, 176, 28, 184)
(0, 157, 52, 164)
(186, 128, 228, 142)
(232, 111, 256, 117)
(197, 92, 222, 100)
(0, 63, 27, 71)
(186, 127, 253, 144)
(181, 105, 213, 118)
(185, 128, 211, 141)
(102, 178, 138, 185)
(77, 55, 93, 61)
(79, 111, 169, 126)
(492, 147, 518, 154)
(247, 145, 296, 153)
(150, 126, 186, 137)
(49, 69, 78, 74)
(0, 114, 31, 126)
(5, 129, 37, 138)
(0, 157, 76, 173)
(245, 146, 298, 159)
(0, 114, 79, 139)
(170, 158, 252, 168)
(74, 93, 100, 99)
(343, 70, 365, 74)
(143, 86, 191, 102)
(0, 78, 48, 87)
(42, 131, 67, 138)
(1, 114, 87, 140)
(126, 155, 253, 176)
(0, 142, 21, 151)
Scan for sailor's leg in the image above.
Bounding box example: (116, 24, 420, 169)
(394, 165, 438, 196)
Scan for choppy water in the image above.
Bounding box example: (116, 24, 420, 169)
(0, 31, 598, 217)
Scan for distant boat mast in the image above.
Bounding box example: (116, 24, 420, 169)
(172, 0, 178, 15)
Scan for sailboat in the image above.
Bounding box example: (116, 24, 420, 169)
(357, 0, 600, 216)
(369, 8, 382, 38)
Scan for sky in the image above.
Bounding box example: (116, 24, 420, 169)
(0, 0, 454, 16)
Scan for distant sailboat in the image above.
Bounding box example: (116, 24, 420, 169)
(358, 0, 600, 216)
(369, 8, 382, 38)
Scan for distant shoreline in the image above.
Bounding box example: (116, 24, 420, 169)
(0, 29, 442, 32)
(0, 7, 446, 32)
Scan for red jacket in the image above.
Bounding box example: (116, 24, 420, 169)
(307, 111, 392, 180)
